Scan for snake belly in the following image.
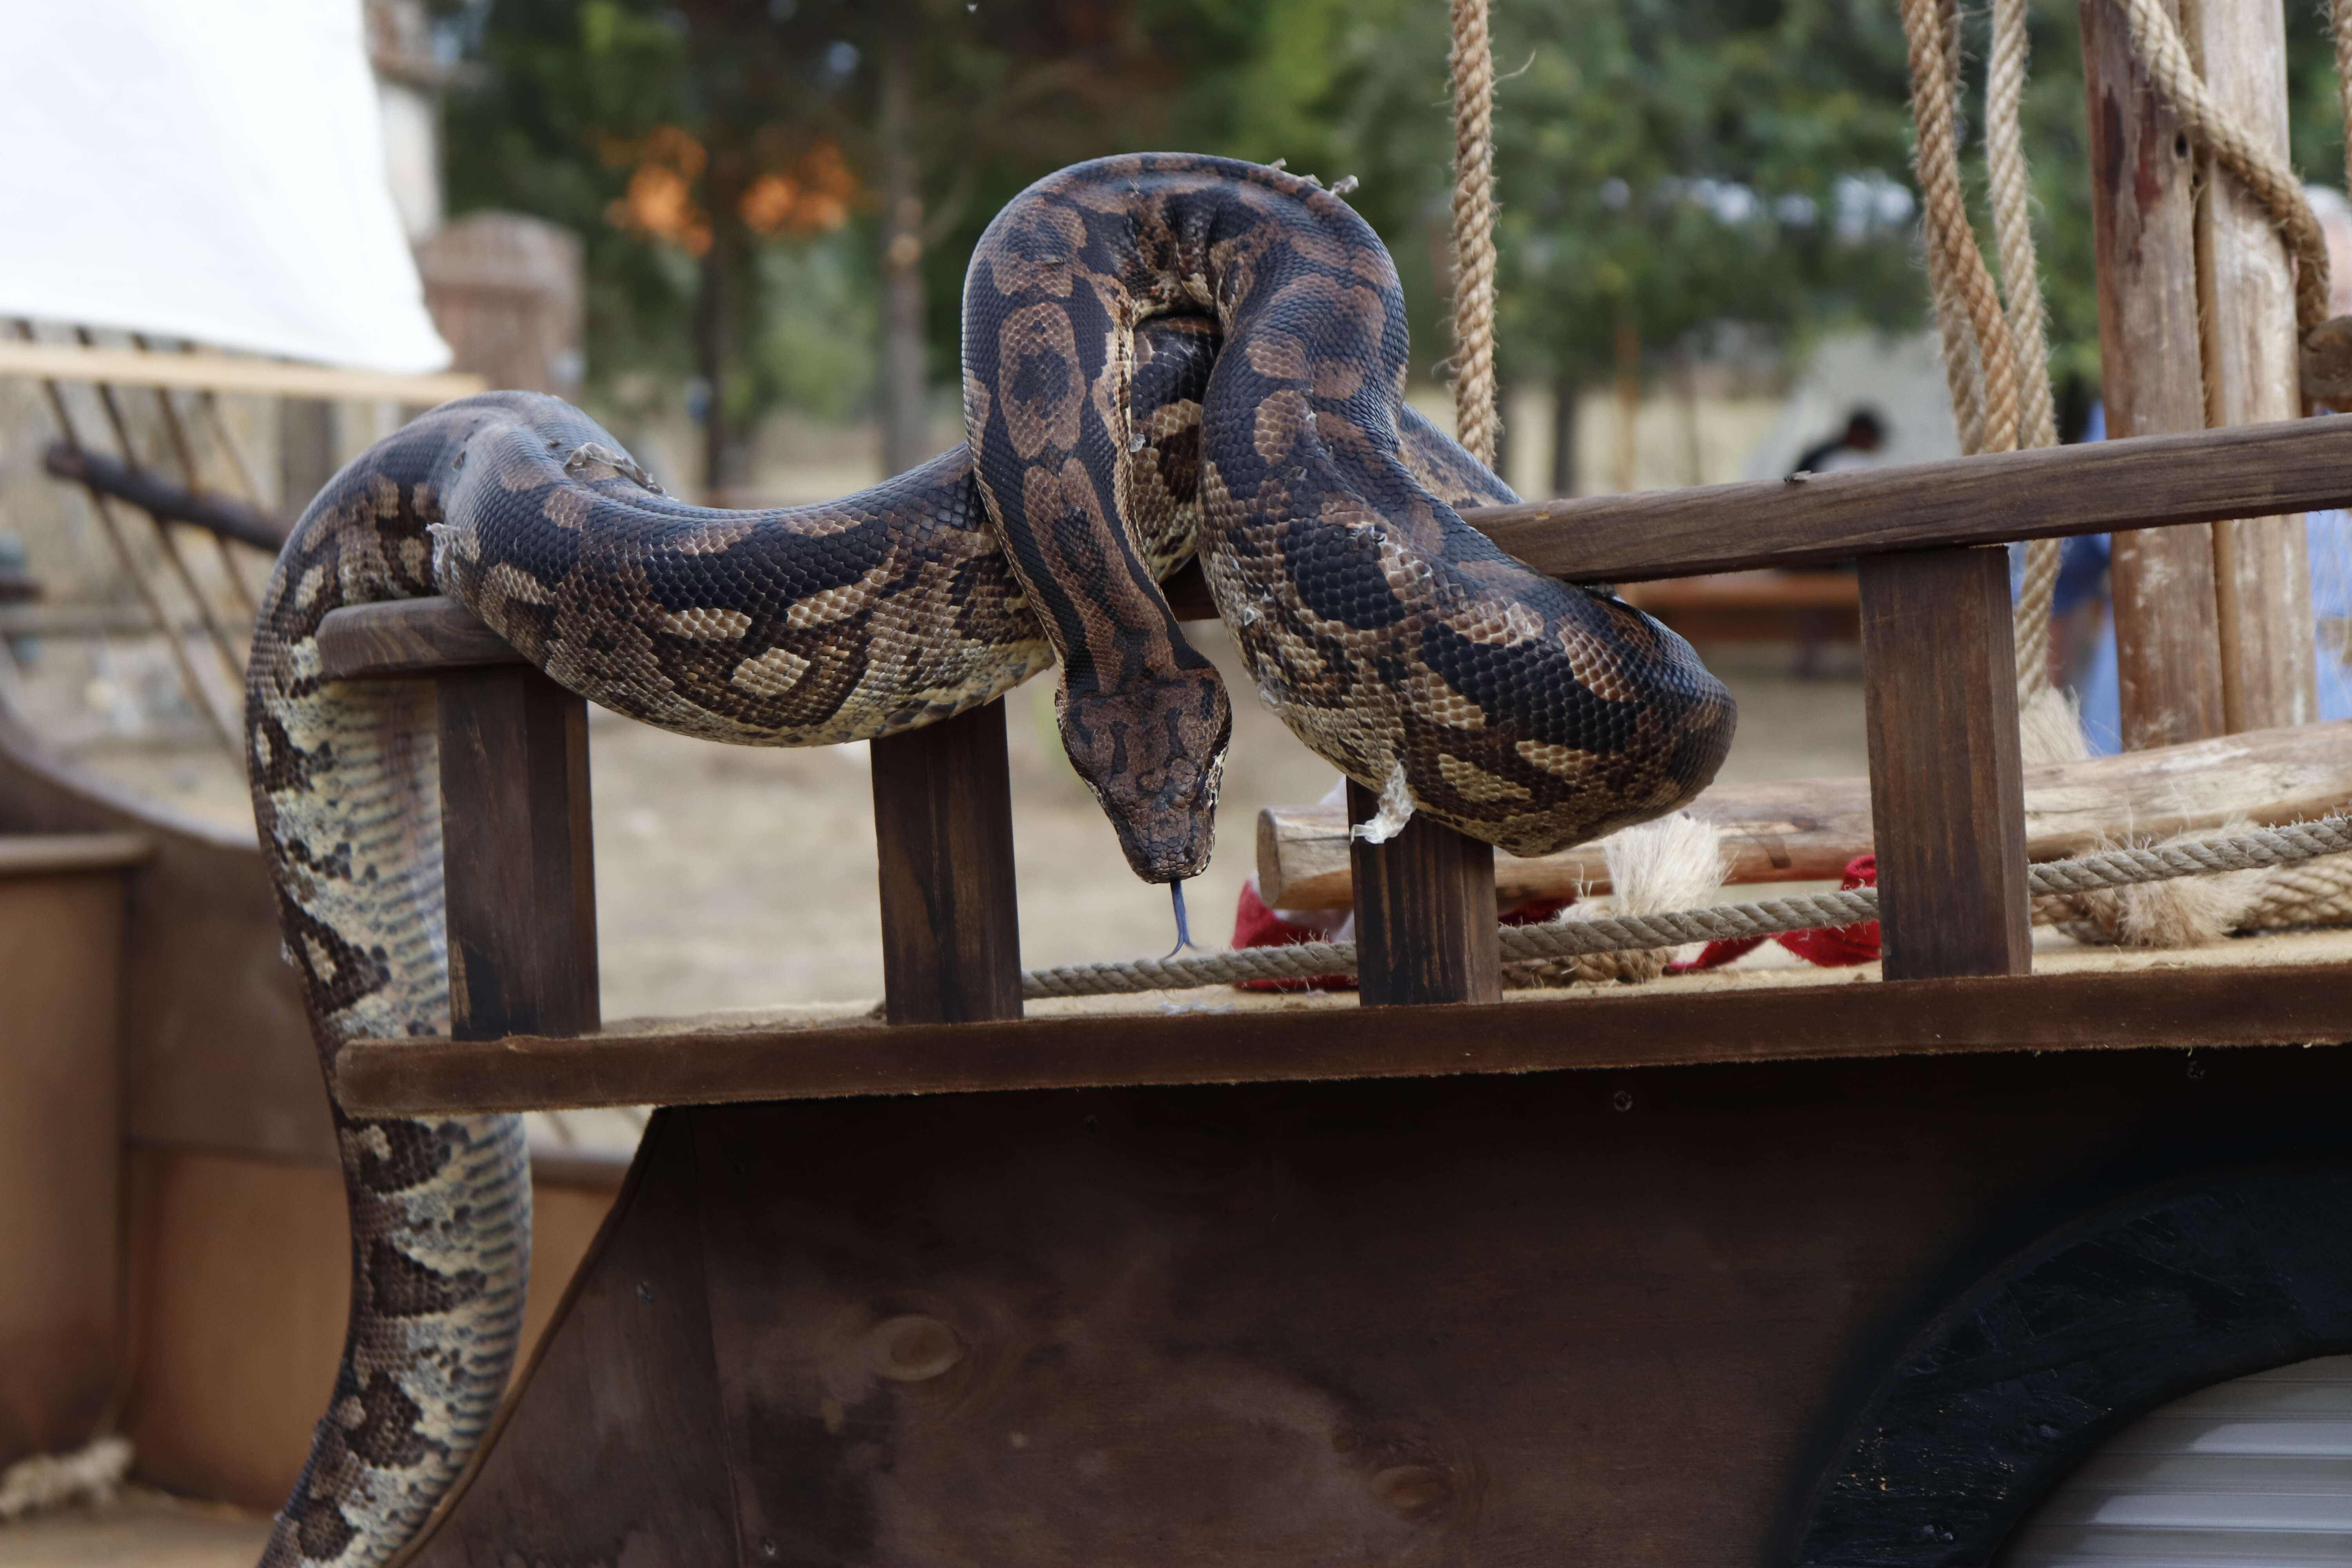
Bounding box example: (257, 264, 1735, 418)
(245, 157, 1729, 1568)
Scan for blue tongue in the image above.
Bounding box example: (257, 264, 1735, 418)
(1163, 879, 1201, 960)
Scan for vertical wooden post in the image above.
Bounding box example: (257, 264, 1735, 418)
(869, 701, 1022, 1024)
(2186, 0, 2319, 734)
(1858, 549, 2032, 980)
(1348, 779, 1501, 1005)
(2082, 0, 2228, 750)
(437, 666, 599, 1040)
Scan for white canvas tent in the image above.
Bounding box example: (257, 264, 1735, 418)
(0, 0, 452, 373)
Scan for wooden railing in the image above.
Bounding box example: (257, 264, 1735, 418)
(322, 416, 2352, 1117)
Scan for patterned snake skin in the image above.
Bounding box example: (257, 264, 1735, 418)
(245, 153, 1733, 1566)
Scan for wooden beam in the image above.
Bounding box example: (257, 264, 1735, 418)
(1257, 717, 2352, 910)
(1346, 779, 1501, 1005)
(1461, 420, 2352, 583)
(2186, 0, 2319, 733)
(1859, 548, 2031, 979)
(334, 959, 2352, 1116)
(0, 834, 151, 879)
(0, 338, 485, 404)
(869, 701, 1024, 1024)
(41, 443, 291, 552)
(2083, 0, 2228, 748)
(436, 666, 599, 1039)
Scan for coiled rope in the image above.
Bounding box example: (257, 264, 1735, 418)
(1016, 817, 2352, 998)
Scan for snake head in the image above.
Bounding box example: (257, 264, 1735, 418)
(1059, 668, 1233, 884)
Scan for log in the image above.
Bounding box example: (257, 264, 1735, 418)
(1254, 717, 2352, 909)
(2186, 0, 2319, 733)
(2082, 0, 2228, 748)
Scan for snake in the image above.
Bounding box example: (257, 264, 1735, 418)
(245, 152, 1734, 1566)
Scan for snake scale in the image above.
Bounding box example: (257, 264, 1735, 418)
(246, 153, 1733, 1566)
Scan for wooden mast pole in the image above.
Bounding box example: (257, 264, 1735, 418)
(2081, 0, 2229, 750)
(2185, 0, 2320, 732)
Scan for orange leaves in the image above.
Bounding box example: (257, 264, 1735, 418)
(605, 125, 712, 256)
(603, 128, 858, 255)
(740, 142, 858, 238)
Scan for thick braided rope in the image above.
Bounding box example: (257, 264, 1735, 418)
(1986, 0, 2058, 455)
(1985, 0, 2065, 696)
(1900, 0, 2024, 457)
(1018, 818, 2352, 998)
(2337, 0, 2352, 204)
(2115, 0, 2331, 336)
(1447, 0, 1501, 468)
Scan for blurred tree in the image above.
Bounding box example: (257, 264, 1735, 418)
(440, 0, 2352, 499)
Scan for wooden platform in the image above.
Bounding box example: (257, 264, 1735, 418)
(336, 927, 2352, 1116)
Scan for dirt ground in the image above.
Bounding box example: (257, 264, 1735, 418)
(40, 633, 1867, 1019)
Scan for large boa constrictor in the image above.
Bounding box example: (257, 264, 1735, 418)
(245, 153, 1733, 1566)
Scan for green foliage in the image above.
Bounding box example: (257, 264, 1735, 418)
(436, 0, 2352, 433)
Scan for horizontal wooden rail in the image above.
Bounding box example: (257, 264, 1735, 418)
(1256, 718, 2352, 907)
(1470, 417, 2352, 582)
(0, 338, 486, 404)
(336, 960, 2352, 1116)
(314, 419, 2352, 680)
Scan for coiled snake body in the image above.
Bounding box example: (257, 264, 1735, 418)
(246, 153, 1732, 1566)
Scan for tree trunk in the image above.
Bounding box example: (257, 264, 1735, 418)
(877, 28, 929, 479)
(1549, 370, 1577, 498)
(2185, 0, 2317, 732)
(696, 216, 753, 499)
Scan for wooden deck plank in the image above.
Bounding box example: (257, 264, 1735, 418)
(335, 958, 2352, 1116)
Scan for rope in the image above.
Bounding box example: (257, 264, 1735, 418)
(2114, 0, 2331, 337)
(1985, 0, 2065, 697)
(1900, 0, 2023, 457)
(1017, 817, 2352, 998)
(2336, 0, 2352, 205)
(1446, 0, 1501, 468)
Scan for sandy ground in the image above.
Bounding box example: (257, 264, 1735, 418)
(31, 635, 1867, 1019)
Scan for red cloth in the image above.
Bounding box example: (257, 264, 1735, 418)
(1230, 880, 1354, 991)
(1669, 854, 1881, 973)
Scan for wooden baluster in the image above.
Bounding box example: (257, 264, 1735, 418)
(1348, 779, 1501, 1005)
(436, 665, 599, 1039)
(1858, 548, 2032, 980)
(869, 700, 1022, 1024)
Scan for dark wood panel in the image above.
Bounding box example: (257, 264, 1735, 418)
(336, 958, 2352, 1116)
(406, 1110, 737, 1567)
(1858, 549, 2031, 979)
(436, 667, 599, 1040)
(425, 1049, 2352, 1568)
(318, 596, 524, 680)
(1347, 779, 1499, 1005)
(869, 701, 1022, 1024)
